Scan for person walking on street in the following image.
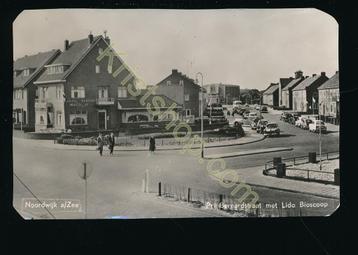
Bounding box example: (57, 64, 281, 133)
(149, 135, 156, 155)
(108, 132, 115, 155)
(97, 133, 104, 156)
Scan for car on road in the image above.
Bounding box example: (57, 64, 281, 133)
(264, 123, 280, 137)
(295, 116, 304, 127)
(248, 112, 258, 119)
(217, 124, 245, 137)
(229, 117, 244, 127)
(260, 106, 268, 113)
(280, 112, 289, 122)
(309, 120, 327, 133)
(301, 117, 313, 130)
(256, 119, 268, 133)
(255, 105, 261, 111)
(233, 100, 243, 107)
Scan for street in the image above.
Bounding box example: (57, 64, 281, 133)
(13, 109, 339, 219)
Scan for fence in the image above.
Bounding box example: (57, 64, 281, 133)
(263, 151, 339, 185)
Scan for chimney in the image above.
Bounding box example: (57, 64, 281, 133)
(88, 33, 94, 44)
(321, 72, 326, 77)
(312, 74, 317, 77)
(104, 36, 110, 45)
(64, 40, 69, 51)
(172, 69, 178, 75)
(295, 70, 303, 79)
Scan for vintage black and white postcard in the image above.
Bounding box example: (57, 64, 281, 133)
(12, 8, 339, 219)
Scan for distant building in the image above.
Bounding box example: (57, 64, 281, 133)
(262, 83, 279, 106)
(203, 83, 240, 105)
(318, 71, 339, 124)
(155, 69, 201, 118)
(13, 50, 61, 131)
(281, 71, 305, 109)
(292, 72, 329, 113)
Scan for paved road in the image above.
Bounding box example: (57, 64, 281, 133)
(207, 107, 339, 169)
(13, 108, 340, 218)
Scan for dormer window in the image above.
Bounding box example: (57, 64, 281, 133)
(46, 64, 66, 75)
(23, 69, 30, 76)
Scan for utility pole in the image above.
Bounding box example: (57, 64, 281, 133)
(196, 72, 204, 158)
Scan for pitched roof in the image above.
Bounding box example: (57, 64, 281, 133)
(118, 94, 182, 109)
(13, 50, 60, 88)
(279, 78, 293, 89)
(263, 84, 279, 95)
(35, 35, 102, 83)
(156, 69, 201, 89)
(282, 77, 304, 91)
(292, 75, 321, 91)
(318, 72, 339, 90)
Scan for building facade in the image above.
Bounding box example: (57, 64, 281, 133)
(281, 71, 304, 109)
(318, 71, 339, 124)
(262, 83, 279, 106)
(13, 50, 61, 131)
(155, 69, 201, 118)
(292, 72, 328, 113)
(203, 83, 240, 105)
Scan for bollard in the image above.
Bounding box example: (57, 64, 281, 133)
(273, 157, 282, 167)
(158, 182, 161, 196)
(308, 152, 316, 163)
(334, 168, 340, 185)
(276, 163, 286, 178)
(187, 188, 191, 202)
(219, 194, 223, 203)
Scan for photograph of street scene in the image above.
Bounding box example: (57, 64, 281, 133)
(13, 9, 339, 219)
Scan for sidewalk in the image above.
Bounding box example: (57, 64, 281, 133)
(226, 165, 339, 199)
(205, 147, 293, 159)
(13, 130, 265, 152)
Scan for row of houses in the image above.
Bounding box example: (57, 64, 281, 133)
(13, 33, 203, 133)
(262, 70, 339, 124)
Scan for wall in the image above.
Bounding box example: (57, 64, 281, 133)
(319, 88, 339, 117)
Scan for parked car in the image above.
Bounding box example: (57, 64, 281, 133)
(256, 119, 268, 133)
(309, 120, 327, 133)
(260, 106, 268, 113)
(229, 117, 244, 127)
(301, 118, 313, 130)
(248, 112, 258, 119)
(280, 112, 289, 121)
(264, 123, 280, 137)
(255, 105, 261, 111)
(217, 124, 245, 137)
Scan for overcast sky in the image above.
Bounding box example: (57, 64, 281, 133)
(13, 9, 338, 90)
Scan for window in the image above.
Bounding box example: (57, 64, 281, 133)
(70, 109, 88, 125)
(71, 87, 85, 98)
(95, 65, 100, 74)
(98, 48, 103, 55)
(179, 80, 184, 86)
(39, 115, 44, 124)
(47, 65, 64, 75)
(14, 89, 23, 100)
(23, 69, 30, 76)
(98, 87, 108, 98)
(184, 94, 190, 101)
(186, 109, 191, 116)
(166, 80, 171, 86)
(57, 112, 62, 126)
(56, 86, 63, 99)
(118, 86, 127, 98)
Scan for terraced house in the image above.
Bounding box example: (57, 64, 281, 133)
(281, 71, 305, 109)
(292, 72, 328, 113)
(33, 33, 137, 132)
(13, 50, 61, 131)
(318, 71, 339, 124)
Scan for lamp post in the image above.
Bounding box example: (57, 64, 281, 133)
(196, 72, 204, 158)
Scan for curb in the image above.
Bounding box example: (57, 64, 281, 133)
(209, 172, 339, 200)
(42, 133, 266, 152)
(205, 147, 293, 159)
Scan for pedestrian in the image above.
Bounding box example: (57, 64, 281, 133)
(108, 132, 115, 155)
(149, 135, 156, 154)
(97, 133, 104, 156)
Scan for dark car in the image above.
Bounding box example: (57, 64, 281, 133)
(264, 123, 280, 137)
(217, 124, 245, 137)
(260, 106, 268, 113)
